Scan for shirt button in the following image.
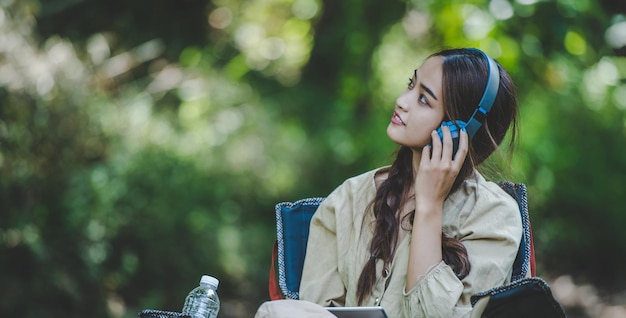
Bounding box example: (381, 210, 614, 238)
(383, 268, 389, 278)
(375, 297, 380, 305)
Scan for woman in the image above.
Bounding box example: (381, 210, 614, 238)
(257, 48, 522, 317)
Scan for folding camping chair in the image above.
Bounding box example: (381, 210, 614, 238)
(268, 182, 566, 317)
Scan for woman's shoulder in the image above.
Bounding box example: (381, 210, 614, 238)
(447, 171, 520, 223)
(458, 172, 517, 204)
(445, 172, 522, 238)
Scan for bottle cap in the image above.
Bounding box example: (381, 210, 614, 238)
(200, 275, 219, 289)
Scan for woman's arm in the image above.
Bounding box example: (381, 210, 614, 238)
(402, 184, 522, 317)
(406, 128, 468, 290)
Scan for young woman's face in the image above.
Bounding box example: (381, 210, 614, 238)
(387, 56, 445, 148)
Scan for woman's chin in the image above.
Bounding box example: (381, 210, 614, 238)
(386, 125, 402, 143)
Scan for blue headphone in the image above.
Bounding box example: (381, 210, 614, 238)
(436, 49, 500, 155)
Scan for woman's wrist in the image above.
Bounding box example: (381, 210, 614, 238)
(414, 197, 444, 219)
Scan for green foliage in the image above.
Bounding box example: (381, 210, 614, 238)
(1, 0, 626, 317)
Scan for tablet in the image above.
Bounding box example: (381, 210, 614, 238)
(325, 306, 388, 318)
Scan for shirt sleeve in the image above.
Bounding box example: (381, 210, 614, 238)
(401, 183, 522, 317)
(299, 190, 347, 306)
(402, 261, 466, 317)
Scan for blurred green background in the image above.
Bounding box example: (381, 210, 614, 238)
(1, 0, 625, 317)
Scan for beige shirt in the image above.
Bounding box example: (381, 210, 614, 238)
(299, 168, 522, 318)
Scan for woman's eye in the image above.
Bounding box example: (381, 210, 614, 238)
(419, 94, 429, 106)
(407, 78, 414, 89)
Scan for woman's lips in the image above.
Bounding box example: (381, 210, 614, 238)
(391, 112, 406, 126)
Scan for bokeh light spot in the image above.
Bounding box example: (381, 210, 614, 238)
(209, 7, 233, 29)
(564, 30, 586, 55)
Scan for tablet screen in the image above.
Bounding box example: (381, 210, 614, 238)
(325, 306, 388, 318)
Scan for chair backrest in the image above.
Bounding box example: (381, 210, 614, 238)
(497, 182, 535, 281)
(269, 183, 535, 300)
(272, 197, 325, 300)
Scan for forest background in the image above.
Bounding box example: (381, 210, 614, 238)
(1, 0, 626, 317)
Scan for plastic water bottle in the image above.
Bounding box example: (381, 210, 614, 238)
(181, 275, 220, 318)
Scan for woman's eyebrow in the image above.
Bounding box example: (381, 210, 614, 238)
(414, 69, 438, 101)
(420, 83, 438, 101)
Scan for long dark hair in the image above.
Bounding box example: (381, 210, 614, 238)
(355, 48, 519, 305)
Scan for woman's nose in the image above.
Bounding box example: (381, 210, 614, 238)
(396, 91, 411, 111)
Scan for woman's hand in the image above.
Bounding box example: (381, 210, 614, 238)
(414, 126, 469, 213)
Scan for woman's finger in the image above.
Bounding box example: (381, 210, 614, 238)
(441, 125, 453, 161)
(430, 129, 442, 161)
(421, 143, 431, 164)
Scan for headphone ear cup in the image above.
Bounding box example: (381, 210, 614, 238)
(436, 120, 466, 156)
(436, 120, 466, 139)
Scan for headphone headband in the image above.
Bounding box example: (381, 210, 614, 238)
(464, 49, 500, 139)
